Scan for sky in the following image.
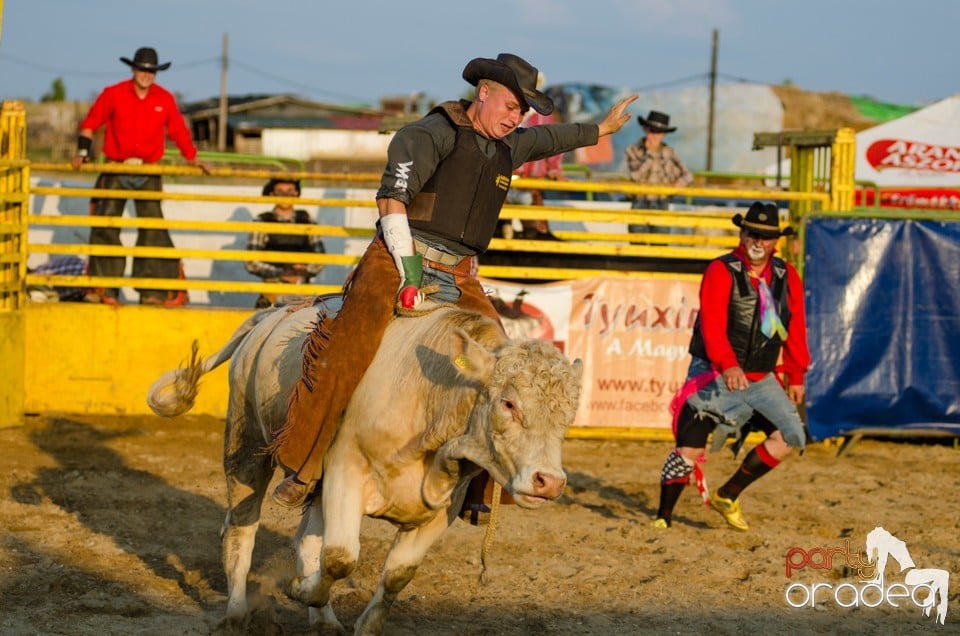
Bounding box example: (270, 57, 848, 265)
(1, 0, 958, 109)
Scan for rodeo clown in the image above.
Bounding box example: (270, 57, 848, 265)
(653, 202, 811, 531)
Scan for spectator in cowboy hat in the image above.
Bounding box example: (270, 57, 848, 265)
(70, 47, 210, 306)
(624, 109, 693, 236)
(121, 47, 172, 72)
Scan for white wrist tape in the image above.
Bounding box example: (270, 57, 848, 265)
(380, 213, 415, 275)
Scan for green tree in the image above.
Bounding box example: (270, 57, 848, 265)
(40, 77, 67, 102)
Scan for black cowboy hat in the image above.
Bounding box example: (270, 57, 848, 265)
(262, 178, 301, 197)
(637, 110, 676, 133)
(462, 53, 554, 115)
(120, 47, 171, 72)
(732, 201, 795, 238)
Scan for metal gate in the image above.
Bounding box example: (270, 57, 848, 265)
(0, 101, 27, 427)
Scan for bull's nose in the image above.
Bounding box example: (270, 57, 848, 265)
(532, 471, 566, 499)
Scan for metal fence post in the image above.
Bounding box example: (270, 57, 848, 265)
(0, 100, 27, 427)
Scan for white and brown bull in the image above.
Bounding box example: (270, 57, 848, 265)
(147, 299, 582, 635)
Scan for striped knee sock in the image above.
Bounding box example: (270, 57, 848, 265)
(656, 450, 695, 524)
(718, 443, 780, 500)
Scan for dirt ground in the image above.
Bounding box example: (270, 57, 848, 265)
(1, 414, 958, 635)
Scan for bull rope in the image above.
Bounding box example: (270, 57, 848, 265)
(479, 482, 502, 584)
(392, 285, 444, 317)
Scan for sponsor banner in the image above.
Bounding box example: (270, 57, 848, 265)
(482, 276, 700, 429)
(865, 139, 960, 174)
(855, 187, 960, 210)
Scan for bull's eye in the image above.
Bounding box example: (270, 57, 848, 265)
(499, 398, 522, 425)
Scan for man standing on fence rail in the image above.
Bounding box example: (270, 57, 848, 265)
(652, 201, 810, 531)
(269, 53, 637, 509)
(70, 46, 210, 306)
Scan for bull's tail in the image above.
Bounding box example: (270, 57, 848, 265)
(147, 308, 278, 417)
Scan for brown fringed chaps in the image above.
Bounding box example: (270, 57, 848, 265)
(270, 237, 500, 481)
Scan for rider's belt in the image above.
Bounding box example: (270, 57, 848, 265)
(423, 254, 476, 277)
(413, 238, 465, 267)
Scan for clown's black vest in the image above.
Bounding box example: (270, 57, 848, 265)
(406, 101, 513, 253)
(688, 254, 791, 373)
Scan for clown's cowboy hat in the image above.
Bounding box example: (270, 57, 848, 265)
(120, 47, 171, 72)
(462, 53, 554, 115)
(732, 201, 795, 238)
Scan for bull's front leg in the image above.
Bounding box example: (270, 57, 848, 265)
(291, 504, 343, 632)
(354, 511, 452, 636)
(289, 473, 364, 633)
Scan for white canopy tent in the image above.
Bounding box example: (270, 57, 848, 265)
(767, 94, 960, 209)
(855, 93, 960, 188)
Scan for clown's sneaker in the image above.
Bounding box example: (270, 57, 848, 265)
(709, 491, 749, 531)
(651, 518, 670, 529)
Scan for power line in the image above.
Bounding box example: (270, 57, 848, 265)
(0, 53, 219, 77)
(633, 73, 711, 92)
(169, 57, 221, 71)
(715, 72, 766, 85)
(0, 53, 116, 77)
(231, 58, 372, 104)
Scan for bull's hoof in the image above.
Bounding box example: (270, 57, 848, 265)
(214, 607, 283, 636)
(308, 603, 346, 635)
(285, 575, 305, 603)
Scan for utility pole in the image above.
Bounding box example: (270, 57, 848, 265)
(706, 29, 718, 171)
(217, 33, 229, 152)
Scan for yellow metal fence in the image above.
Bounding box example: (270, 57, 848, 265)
(18, 163, 830, 301)
(1, 97, 852, 425)
(1, 101, 26, 427)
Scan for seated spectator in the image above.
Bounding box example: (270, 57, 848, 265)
(27, 256, 87, 302)
(245, 178, 326, 308)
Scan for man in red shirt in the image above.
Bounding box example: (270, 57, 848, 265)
(652, 201, 811, 531)
(71, 47, 210, 305)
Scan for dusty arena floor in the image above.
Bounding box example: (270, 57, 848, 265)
(1, 414, 958, 635)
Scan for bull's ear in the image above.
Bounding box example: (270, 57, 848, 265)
(572, 358, 584, 381)
(449, 328, 496, 382)
(422, 454, 458, 510)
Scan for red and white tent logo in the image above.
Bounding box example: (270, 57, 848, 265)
(866, 139, 960, 174)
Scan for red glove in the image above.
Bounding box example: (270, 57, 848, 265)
(398, 254, 423, 309)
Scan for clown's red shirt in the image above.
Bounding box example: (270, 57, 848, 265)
(80, 79, 197, 163)
(698, 246, 811, 385)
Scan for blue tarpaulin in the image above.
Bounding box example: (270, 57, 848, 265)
(805, 217, 960, 440)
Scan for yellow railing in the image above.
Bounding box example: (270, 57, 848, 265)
(1, 104, 27, 309)
(8, 159, 833, 302)
(1, 100, 27, 427)
(7, 114, 853, 305)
